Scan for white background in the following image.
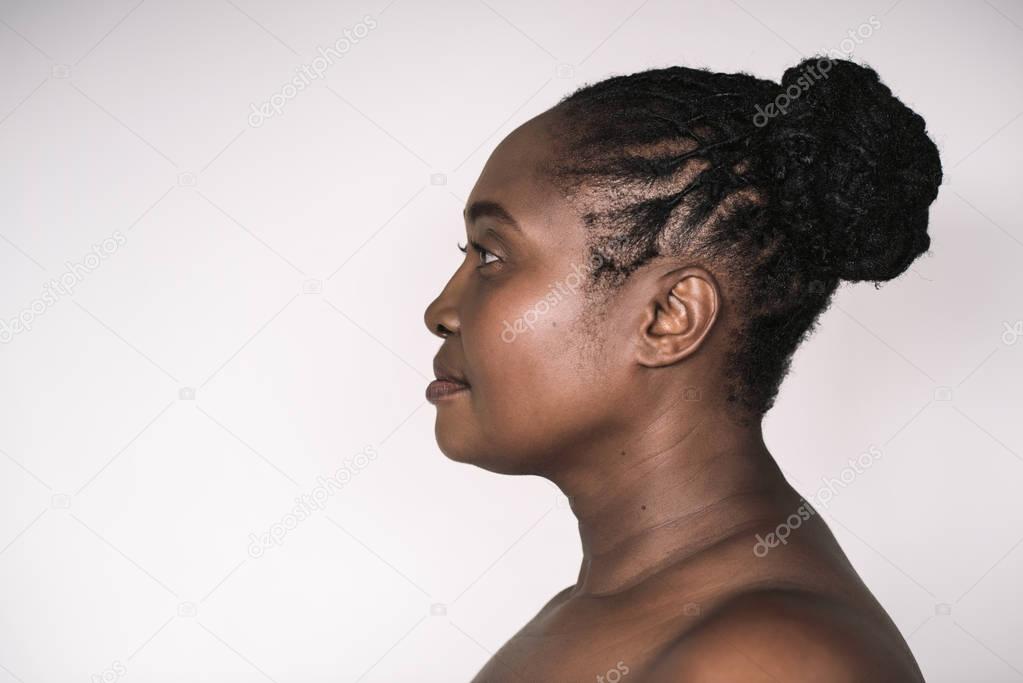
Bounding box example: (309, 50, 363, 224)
(1, 0, 1021, 681)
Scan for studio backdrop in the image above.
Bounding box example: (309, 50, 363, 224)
(1, 0, 1021, 681)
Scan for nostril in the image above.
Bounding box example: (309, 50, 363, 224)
(425, 290, 459, 339)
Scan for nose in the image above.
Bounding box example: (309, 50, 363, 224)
(424, 271, 461, 339)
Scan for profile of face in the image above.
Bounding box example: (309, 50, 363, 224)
(423, 110, 723, 476)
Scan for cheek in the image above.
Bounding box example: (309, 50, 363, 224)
(466, 284, 604, 436)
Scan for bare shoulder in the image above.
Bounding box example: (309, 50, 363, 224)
(643, 588, 923, 683)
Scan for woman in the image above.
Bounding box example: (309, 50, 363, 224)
(424, 56, 941, 681)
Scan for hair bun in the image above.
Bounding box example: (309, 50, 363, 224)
(760, 56, 943, 282)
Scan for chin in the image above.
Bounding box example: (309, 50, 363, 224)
(433, 418, 537, 476)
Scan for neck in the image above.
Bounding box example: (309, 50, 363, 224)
(545, 404, 793, 597)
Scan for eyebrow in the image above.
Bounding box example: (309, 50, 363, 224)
(463, 200, 521, 232)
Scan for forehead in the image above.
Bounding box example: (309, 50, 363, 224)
(473, 112, 551, 188)
(466, 111, 581, 250)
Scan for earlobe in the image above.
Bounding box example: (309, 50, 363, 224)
(636, 269, 719, 368)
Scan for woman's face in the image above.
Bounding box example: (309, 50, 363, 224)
(423, 111, 634, 475)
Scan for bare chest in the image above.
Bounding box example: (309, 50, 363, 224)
(468, 599, 689, 682)
(470, 634, 646, 682)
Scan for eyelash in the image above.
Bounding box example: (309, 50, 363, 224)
(457, 240, 501, 267)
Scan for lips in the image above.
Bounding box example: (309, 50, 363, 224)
(427, 356, 470, 404)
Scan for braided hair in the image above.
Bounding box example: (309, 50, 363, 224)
(542, 56, 943, 419)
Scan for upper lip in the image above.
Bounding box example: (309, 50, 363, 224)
(433, 356, 470, 386)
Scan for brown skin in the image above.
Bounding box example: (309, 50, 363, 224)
(424, 109, 924, 682)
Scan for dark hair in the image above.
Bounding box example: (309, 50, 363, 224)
(543, 56, 943, 419)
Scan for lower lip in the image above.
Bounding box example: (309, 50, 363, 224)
(426, 379, 470, 403)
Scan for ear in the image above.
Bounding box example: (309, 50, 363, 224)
(635, 267, 720, 368)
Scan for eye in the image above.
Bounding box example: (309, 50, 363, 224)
(474, 243, 499, 266)
(457, 240, 501, 268)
